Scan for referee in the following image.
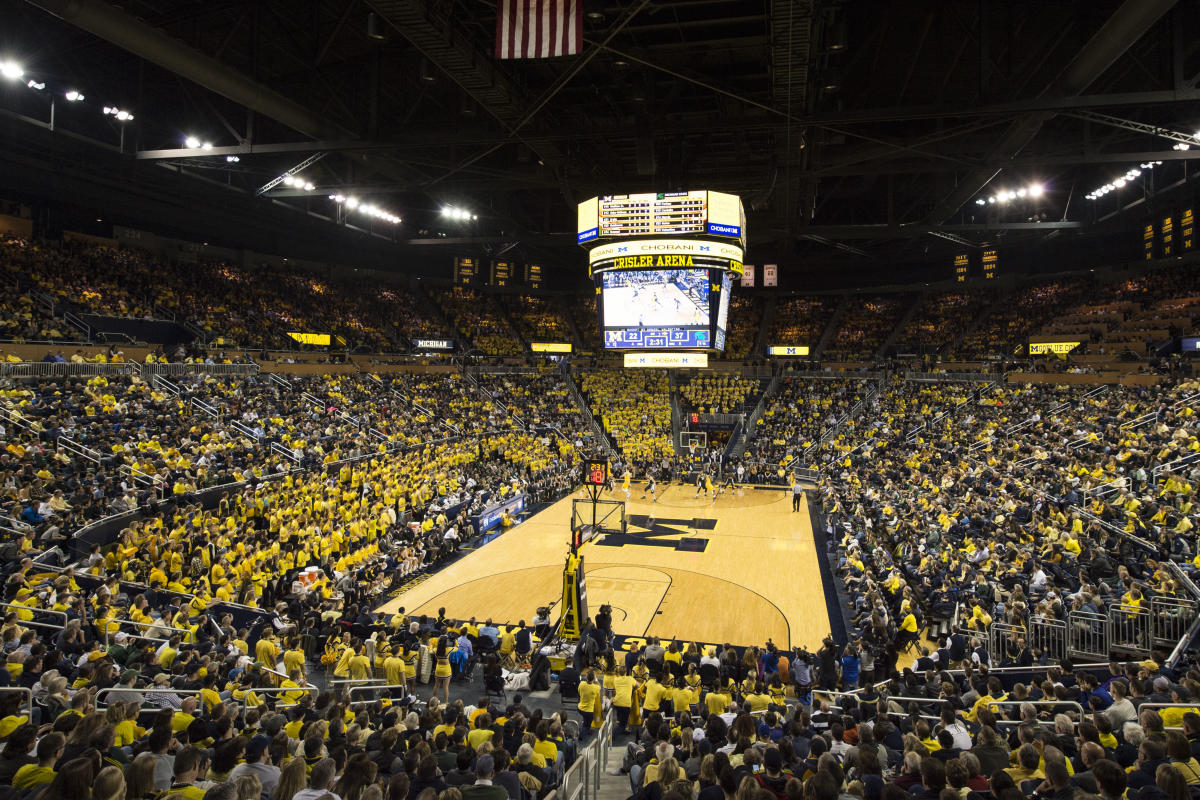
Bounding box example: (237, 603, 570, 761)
(791, 476, 804, 512)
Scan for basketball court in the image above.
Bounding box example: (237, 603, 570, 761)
(377, 484, 833, 650)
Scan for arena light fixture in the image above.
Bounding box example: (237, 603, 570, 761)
(441, 206, 475, 221)
(977, 182, 1045, 206)
(103, 106, 134, 121)
(64, 90, 84, 102)
(0, 61, 23, 81)
(26, 79, 44, 91)
(345, 196, 360, 209)
(225, 155, 240, 163)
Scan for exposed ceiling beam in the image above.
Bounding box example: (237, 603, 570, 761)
(1063, 109, 1199, 146)
(25, 0, 356, 141)
(924, 0, 1179, 225)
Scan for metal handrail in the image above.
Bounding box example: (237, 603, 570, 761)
(102, 618, 194, 647)
(0, 602, 68, 626)
(0, 688, 34, 720)
(95, 685, 317, 716)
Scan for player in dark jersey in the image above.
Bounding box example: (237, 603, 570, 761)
(641, 473, 658, 502)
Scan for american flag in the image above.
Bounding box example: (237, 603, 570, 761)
(495, 0, 583, 60)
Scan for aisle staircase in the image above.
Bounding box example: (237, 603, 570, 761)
(669, 377, 684, 457)
(814, 295, 849, 358)
(754, 296, 777, 355)
(875, 289, 928, 359)
(559, 296, 586, 350)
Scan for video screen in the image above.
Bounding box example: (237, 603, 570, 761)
(600, 268, 713, 349)
(601, 269, 709, 328)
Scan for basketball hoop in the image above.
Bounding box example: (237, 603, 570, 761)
(688, 442, 697, 457)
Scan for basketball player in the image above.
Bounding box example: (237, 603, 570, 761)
(641, 472, 658, 502)
(694, 471, 706, 497)
(719, 472, 737, 494)
(621, 468, 632, 498)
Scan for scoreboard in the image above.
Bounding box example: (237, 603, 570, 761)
(578, 190, 746, 354)
(578, 190, 746, 248)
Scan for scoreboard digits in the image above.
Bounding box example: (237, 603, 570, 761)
(579, 190, 745, 248)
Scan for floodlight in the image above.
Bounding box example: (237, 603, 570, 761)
(185, 136, 201, 148)
(64, 90, 83, 102)
(0, 61, 23, 81)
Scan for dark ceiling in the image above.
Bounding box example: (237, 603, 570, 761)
(2, 0, 1199, 286)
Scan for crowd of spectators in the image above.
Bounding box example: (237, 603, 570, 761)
(724, 297, 764, 360)
(577, 370, 673, 463)
(897, 292, 995, 352)
(678, 376, 765, 415)
(565, 297, 603, 355)
(825, 296, 912, 362)
(769, 297, 839, 353)
(504, 297, 574, 348)
(744, 378, 869, 469)
(433, 289, 523, 357)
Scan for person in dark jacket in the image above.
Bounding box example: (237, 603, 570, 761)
(754, 747, 791, 800)
(969, 725, 1011, 777)
(1127, 740, 1171, 792)
(408, 754, 448, 797)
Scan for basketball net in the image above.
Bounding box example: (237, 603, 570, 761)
(688, 442, 697, 457)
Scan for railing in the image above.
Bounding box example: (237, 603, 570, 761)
(1152, 452, 1200, 487)
(300, 392, 325, 409)
(267, 373, 292, 390)
(118, 463, 158, 489)
(142, 362, 259, 378)
(63, 311, 92, 340)
(984, 699, 1085, 722)
(1107, 603, 1152, 657)
(190, 397, 221, 418)
(150, 374, 181, 396)
(1150, 596, 1199, 650)
(101, 617, 193, 647)
(94, 685, 317, 717)
(0, 602, 67, 633)
(57, 436, 101, 464)
(229, 420, 260, 439)
(1066, 609, 1109, 661)
(904, 371, 996, 383)
(1121, 392, 1196, 430)
(988, 622, 1030, 665)
(1028, 617, 1068, 664)
(0, 688, 33, 721)
(270, 442, 302, 463)
(0, 405, 37, 434)
(545, 710, 611, 800)
(1134, 703, 1200, 731)
(1, 361, 140, 378)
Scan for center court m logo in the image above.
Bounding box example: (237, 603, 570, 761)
(596, 514, 715, 551)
